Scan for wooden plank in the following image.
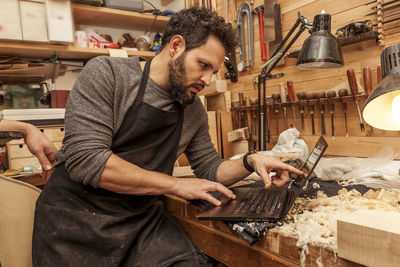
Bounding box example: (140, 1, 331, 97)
(301, 135, 400, 159)
(172, 215, 299, 267)
(207, 111, 219, 153)
(0, 42, 156, 60)
(220, 111, 234, 158)
(71, 3, 169, 32)
(337, 209, 400, 267)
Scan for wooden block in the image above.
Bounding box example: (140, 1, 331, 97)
(232, 140, 249, 155)
(207, 111, 219, 154)
(206, 92, 228, 111)
(199, 80, 227, 96)
(337, 209, 400, 267)
(227, 127, 250, 142)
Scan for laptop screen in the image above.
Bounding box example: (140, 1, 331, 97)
(301, 136, 328, 178)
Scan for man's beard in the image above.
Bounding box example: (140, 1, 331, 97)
(168, 52, 204, 107)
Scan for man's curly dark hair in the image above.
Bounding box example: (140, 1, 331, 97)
(160, 8, 237, 53)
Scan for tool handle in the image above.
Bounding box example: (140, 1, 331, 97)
(305, 91, 315, 100)
(246, 97, 252, 132)
(257, 8, 267, 61)
(338, 88, 348, 97)
(347, 68, 359, 96)
(377, 65, 382, 83)
(239, 92, 244, 106)
(296, 90, 306, 100)
(279, 83, 286, 103)
(272, 92, 281, 103)
(363, 66, 373, 97)
(327, 90, 336, 98)
(287, 80, 295, 102)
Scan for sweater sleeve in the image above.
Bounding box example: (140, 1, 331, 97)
(61, 57, 116, 187)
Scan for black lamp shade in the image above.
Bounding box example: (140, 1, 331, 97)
(363, 44, 400, 130)
(296, 13, 344, 69)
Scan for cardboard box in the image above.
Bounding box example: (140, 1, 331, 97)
(19, 0, 48, 42)
(45, 0, 74, 44)
(0, 0, 23, 41)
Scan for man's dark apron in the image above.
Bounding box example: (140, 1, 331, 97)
(32, 60, 201, 267)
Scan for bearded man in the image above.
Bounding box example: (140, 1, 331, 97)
(32, 8, 303, 267)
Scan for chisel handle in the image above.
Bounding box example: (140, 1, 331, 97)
(287, 80, 295, 102)
(280, 83, 286, 103)
(377, 65, 382, 83)
(347, 69, 359, 97)
(363, 66, 373, 97)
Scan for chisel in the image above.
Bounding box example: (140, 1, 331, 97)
(347, 68, 365, 131)
(280, 83, 288, 129)
(338, 88, 349, 137)
(287, 80, 297, 129)
(306, 91, 316, 135)
(327, 90, 337, 139)
(296, 91, 306, 130)
(363, 66, 374, 132)
(315, 91, 327, 135)
(272, 92, 281, 135)
(239, 93, 246, 128)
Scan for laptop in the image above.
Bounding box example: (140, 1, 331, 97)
(197, 136, 328, 222)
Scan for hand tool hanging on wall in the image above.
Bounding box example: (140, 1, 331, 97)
(236, 2, 254, 72)
(338, 88, 349, 137)
(246, 97, 253, 135)
(347, 68, 365, 131)
(231, 101, 240, 130)
(224, 48, 238, 82)
(264, 0, 283, 66)
(315, 91, 327, 135)
(272, 92, 281, 135)
(287, 80, 297, 129)
(363, 66, 374, 132)
(255, 5, 267, 61)
(296, 90, 306, 130)
(239, 92, 246, 128)
(266, 96, 272, 143)
(377, 65, 382, 82)
(327, 90, 337, 139)
(306, 91, 316, 135)
(279, 83, 288, 129)
(257, 75, 266, 150)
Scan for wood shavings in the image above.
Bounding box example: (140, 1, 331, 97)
(312, 183, 320, 189)
(278, 188, 400, 255)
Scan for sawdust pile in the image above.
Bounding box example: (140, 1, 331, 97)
(278, 188, 400, 252)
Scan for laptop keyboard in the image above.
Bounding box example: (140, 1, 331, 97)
(232, 188, 283, 215)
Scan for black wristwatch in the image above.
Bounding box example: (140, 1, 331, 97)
(243, 150, 257, 173)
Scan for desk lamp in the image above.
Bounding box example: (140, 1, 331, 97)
(362, 44, 400, 131)
(258, 11, 344, 150)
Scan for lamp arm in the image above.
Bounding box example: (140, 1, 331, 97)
(258, 14, 308, 150)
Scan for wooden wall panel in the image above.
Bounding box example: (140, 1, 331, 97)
(216, 0, 400, 159)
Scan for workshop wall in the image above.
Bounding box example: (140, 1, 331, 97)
(215, 0, 400, 159)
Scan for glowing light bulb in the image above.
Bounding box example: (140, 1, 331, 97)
(392, 94, 400, 124)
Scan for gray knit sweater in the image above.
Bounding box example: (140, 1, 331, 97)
(55, 56, 223, 187)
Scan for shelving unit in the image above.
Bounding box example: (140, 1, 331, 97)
(0, 3, 170, 60)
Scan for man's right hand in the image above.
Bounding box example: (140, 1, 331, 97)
(172, 178, 236, 206)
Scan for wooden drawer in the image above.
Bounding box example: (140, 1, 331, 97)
(7, 141, 62, 170)
(8, 126, 65, 145)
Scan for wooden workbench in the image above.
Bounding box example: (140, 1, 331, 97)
(162, 194, 363, 267)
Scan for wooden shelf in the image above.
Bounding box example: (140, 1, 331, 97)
(71, 3, 170, 32)
(0, 4, 167, 60)
(0, 42, 155, 60)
